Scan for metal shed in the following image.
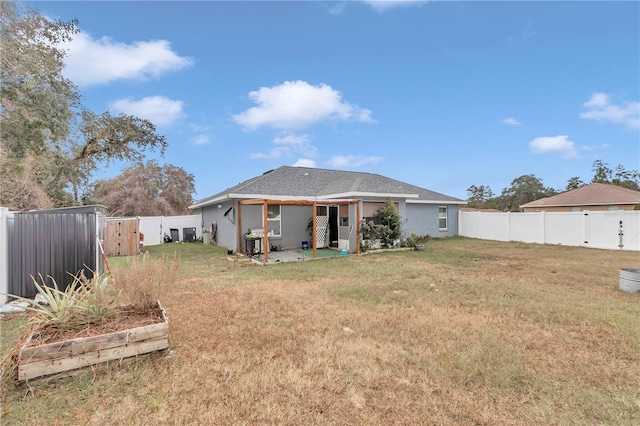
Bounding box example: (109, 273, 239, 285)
(8, 205, 106, 299)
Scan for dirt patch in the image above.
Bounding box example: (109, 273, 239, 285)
(26, 307, 164, 347)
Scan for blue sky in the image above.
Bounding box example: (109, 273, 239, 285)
(35, 0, 639, 201)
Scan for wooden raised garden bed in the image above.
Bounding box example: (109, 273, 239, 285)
(17, 301, 169, 382)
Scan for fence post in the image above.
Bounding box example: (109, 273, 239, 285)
(583, 211, 590, 246)
(0, 207, 8, 305)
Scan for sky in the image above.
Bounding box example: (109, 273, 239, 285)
(33, 0, 640, 201)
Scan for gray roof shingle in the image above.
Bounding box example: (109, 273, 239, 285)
(192, 166, 463, 208)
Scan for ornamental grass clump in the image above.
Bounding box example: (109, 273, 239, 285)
(113, 254, 179, 314)
(13, 271, 117, 331)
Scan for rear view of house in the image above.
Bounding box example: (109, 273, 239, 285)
(189, 166, 464, 254)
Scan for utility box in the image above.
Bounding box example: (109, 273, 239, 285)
(169, 228, 179, 242)
(183, 227, 197, 243)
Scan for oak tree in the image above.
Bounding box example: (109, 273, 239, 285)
(91, 161, 195, 217)
(0, 2, 167, 210)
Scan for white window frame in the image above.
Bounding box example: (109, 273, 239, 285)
(438, 206, 448, 231)
(266, 205, 282, 237)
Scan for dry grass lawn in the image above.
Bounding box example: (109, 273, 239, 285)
(2, 238, 639, 425)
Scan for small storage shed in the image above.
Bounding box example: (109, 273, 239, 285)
(8, 205, 106, 298)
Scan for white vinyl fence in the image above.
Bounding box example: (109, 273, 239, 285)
(459, 210, 640, 251)
(137, 214, 201, 246)
(0, 207, 11, 304)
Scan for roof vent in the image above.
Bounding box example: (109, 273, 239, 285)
(262, 169, 275, 175)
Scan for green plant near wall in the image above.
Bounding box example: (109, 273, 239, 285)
(359, 199, 403, 249)
(9, 271, 118, 330)
(406, 233, 417, 247)
(375, 199, 402, 247)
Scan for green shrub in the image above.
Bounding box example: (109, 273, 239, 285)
(375, 199, 402, 245)
(359, 199, 403, 249)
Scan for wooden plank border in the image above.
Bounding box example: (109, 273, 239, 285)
(17, 301, 169, 382)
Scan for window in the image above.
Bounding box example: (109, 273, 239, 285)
(362, 201, 399, 225)
(339, 204, 349, 226)
(438, 206, 447, 230)
(266, 205, 281, 236)
(608, 205, 619, 211)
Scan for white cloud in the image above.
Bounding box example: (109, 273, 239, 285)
(583, 92, 609, 108)
(580, 143, 610, 152)
(327, 2, 347, 15)
(293, 159, 317, 168)
(232, 80, 374, 130)
(501, 117, 522, 126)
(191, 135, 210, 145)
(62, 31, 193, 86)
(528, 135, 577, 159)
(362, 0, 429, 12)
(190, 124, 210, 133)
(250, 133, 318, 160)
(273, 133, 318, 157)
(109, 96, 185, 127)
(249, 147, 288, 160)
(327, 155, 383, 168)
(580, 92, 640, 130)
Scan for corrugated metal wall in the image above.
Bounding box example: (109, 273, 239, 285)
(8, 205, 106, 298)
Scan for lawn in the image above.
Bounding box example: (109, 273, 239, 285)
(1, 238, 639, 425)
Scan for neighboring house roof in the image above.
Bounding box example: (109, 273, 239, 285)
(460, 207, 501, 212)
(190, 166, 464, 209)
(520, 183, 640, 209)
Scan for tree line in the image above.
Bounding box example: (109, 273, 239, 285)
(0, 2, 195, 216)
(466, 160, 640, 211)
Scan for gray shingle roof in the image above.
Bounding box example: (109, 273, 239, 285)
(191, 166, 463, 208)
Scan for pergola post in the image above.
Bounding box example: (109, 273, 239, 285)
(312, 202, 317, 258)
(263, 200, 269, 264)
(237, 203, 243, 254)
(356, 200, 361, 254)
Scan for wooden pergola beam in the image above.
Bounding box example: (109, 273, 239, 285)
(236, 198, 361, 260)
